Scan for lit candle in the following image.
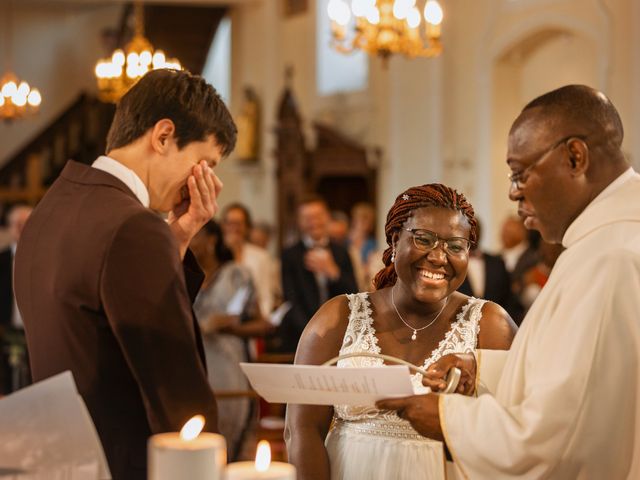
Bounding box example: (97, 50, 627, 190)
(148, 415, 226, 480)
(226, 441, 296, 480)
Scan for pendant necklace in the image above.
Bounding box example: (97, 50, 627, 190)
(390, 286, 449, 341)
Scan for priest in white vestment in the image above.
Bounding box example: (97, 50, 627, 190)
(378, 85, 640, 479)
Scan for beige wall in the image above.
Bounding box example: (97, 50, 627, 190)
(2, 0, 639, 252)
(0, 4, 122, 161)
(221, 0, 639, 251)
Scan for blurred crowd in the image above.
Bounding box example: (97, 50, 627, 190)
(0, 196, 562, 459)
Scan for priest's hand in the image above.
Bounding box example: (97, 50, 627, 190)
(376, 394, 443, 441)
(423, 353, 477, 396)
(168, 160, 223, 259)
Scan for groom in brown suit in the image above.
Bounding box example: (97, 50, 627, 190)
(14, 69, 237, 480)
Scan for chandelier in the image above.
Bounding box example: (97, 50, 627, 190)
(327, 0, 444, 63)
(1, 0, 42, 121)
(95, 3, 182, 103)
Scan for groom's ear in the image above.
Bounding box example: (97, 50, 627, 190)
(150, 119, 176, 154)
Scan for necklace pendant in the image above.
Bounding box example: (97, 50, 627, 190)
(411, 330, 417, 341)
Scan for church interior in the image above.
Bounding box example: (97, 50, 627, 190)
(1, 0, 638, 249)
(1, 0, 639, 476)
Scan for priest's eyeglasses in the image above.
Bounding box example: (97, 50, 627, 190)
(508, 135, 585, 191)
(404, 228, 472, 256)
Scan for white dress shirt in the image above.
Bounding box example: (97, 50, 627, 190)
(92, 155, 150, 208)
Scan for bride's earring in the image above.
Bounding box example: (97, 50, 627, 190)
(391, 249, 396, 263)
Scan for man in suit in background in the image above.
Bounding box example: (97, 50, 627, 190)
(458, 219, 523, 323)
(279, 196, 358, 353)
(0, 204, 32, 394)
(14, 69, 237, 480)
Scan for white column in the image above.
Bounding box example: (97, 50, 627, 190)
(632, 0, 640, 169)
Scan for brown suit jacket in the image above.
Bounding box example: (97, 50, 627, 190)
(14, 161, 218, 480)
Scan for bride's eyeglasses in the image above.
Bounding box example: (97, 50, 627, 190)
(404, 229, 472, 256)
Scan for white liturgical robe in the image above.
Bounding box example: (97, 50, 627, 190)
(441, 169, 640, 479)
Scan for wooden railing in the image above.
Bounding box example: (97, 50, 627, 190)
(0, 94, 115, 205)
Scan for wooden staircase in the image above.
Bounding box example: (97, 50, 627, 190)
(0, 3, 227, 207)
(0, 94, 115, 206)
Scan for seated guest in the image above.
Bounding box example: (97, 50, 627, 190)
(328, 210, 350, 247)
(500, 214, 539, 282)
(348, 202, 378, 289)
(222, 203, 276, 317)
(348, 202, 377, 264)
(249, 221, 283, 308)
(250, 221, 274, 250)
(0, 204, 32, 394)
(286, 184, 517, 480)
(191, 220, 273, 460)
(278, 196, 358, 353)
(518, 240, 564, 310)
(458, 219, 524, 323)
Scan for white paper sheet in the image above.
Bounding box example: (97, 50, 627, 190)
(240, 363, 415, 406)
(0, 371, 111, 479)
(267, 302, 291, 327)
(225, 286, 250, 316)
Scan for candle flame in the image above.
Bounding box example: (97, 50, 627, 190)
(180, 415, 205, 441)
(255, 440, 271, 471)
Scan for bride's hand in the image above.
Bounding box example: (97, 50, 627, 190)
(423, 353, 477, 396)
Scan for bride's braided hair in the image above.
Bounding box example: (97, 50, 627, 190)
(372, 184, 478, 290)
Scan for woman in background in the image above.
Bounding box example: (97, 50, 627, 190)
(191, 220, 273, 460)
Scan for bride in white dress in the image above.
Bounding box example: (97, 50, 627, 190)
(286, 184, 517, 480)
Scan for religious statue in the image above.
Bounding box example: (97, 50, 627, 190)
(235, 87, 260, 161)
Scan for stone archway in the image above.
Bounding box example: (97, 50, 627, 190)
(473, 9, 609, 249)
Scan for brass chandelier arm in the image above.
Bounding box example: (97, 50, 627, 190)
(94, 2, 182, 103)
(327, 0, 444, 63)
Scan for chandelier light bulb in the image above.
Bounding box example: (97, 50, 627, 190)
(94, 62, 104, 78)
(17, 81, 30, 97)
(0, 96, 4, 107)
(13, 94, 27, 107)
(332, 1, 351, 26)
(139, 50, 152, 66)
(27, 89, 42, 107)
(126, 64, 138, 79)
(127, 52, 140, 67)
(406, 7, 421, 28)
(327, 0, 340, 21)
(352, 0, 373, 17)
(2, 81, 17, 98)
(152, 51, 166, 69)
(424, 0, 443, 25)
(327, 0, 351, 26)
(366, 6, 380, 24)
(112, 49, 126, 67)
(393, 0, 414, 20)
(94, 4, 183, 104)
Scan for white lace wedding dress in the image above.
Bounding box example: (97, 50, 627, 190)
(325, 292, 485, 480)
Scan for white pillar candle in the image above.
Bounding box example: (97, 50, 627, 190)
(225, 461, 296, 480)
(225, 441, 296, 480)
(148, 416, 226, 480)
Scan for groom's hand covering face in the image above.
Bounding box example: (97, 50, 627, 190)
(168, 160, 223, 257)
